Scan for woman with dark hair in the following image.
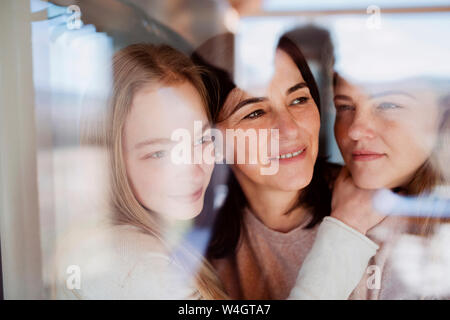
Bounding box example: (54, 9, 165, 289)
(192, 33, 384, 299)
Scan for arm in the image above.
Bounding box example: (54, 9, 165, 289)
(289, 167, 384, 300)
(288, 217, 378, 299)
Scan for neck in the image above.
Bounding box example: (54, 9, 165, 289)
(160, 217, 191, 249)
(235, 172, 309, 233)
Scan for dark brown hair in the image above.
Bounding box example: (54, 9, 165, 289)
(193, 34, 335, 260)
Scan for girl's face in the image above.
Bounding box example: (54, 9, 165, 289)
(217, 49, 320, 192)
(123, 82, 214, 221)
(334, 76, 440, 189)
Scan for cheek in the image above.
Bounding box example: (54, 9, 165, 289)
(334, 118, 352, 152)
(294, 108, 321, 152)
(414, 121, 439, 155)
(387, 115, 436, 158)
(202, 162, 214, 184)
(127, 160, 173, 206)
(295, 107, 320, 130)
(388, 126, 432, 170)
(234, 163, 266, 188)
(334, 120, 346, 143)
(311, 112, 321, 149)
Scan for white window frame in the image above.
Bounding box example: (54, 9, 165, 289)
(0, 0, 45, 299)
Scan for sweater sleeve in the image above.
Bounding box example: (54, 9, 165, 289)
(288, 216, 379, 300)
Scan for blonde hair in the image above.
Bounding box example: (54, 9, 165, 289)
(402, 82, 450, 236)
(96, 43, 227, 299)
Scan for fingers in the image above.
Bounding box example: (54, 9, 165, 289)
(340, 166, 351, 180)
(334, 166, 351, 189)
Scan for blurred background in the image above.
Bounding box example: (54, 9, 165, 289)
(0, 0, 449, 299)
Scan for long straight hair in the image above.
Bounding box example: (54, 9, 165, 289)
(401, 92, 450, 236)
(97, 43, 227, 299)
(193, 34, 336, 260)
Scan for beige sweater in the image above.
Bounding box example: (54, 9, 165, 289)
(54, 224, 200, 299)
(212, 208, 413, 300)
(212, 208, 319, 299)
(54, 217, 378, 299)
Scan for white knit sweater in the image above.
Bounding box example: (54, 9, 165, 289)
(53, 217, 378, 300)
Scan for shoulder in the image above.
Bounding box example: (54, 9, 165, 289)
(54, 224, 198, 299)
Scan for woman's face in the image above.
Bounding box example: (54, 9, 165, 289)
(123, 82, 214, 221)
(334, 75, 440, 189)
(217, 49, 320, 192)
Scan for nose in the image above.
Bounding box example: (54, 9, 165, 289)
(347, 109, 376, 141)
(274, 109, 300, 141)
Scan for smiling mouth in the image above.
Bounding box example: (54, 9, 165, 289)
(270, 147, 307, 161)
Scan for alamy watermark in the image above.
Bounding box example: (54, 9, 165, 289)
(66, 264, 81, 290)
(367, 265, 381, 290)
(366, 5, 382, 30)
(171, 121, 281, 175)
(67, 5, 83, 30)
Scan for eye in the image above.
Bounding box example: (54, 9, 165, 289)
(335, 104, 355, 112)
(194, 135, 213, 146)
(377, 102, 402, 110)
(290, 96, 309, 106)
(243, 109, 265, 120)
(146, 150, 166, 159)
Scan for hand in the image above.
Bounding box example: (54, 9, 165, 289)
(331, 167, 385, 235)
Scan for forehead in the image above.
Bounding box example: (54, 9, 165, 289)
(238, 49, 304, 96)
(335, 76, 439, 102)
(218, 49, 305, 120)
(273, 49, 302, 82)
(125, 82, 208, 141)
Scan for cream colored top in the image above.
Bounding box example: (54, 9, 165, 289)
(54, 224, 200, 300)
(212, 208, 379, 300)
(53, 217, 379, 300)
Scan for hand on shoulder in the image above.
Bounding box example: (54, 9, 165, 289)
(331, 167, 385, 234)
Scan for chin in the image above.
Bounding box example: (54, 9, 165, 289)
(272, 172, 313, 192)
(169, 202, 204, 221)
(352, 173, 386, 190)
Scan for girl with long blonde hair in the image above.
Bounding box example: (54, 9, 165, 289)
(54, 43, 226, 299)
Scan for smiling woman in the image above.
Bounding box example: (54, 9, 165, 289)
(54, 43, 227, 300)
(216, 47, 321, 196)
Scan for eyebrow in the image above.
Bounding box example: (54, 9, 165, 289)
(334, 94, 352, 101)
(135, 137, 173, 149)
(134, 123, 211, 149)
(334, 91, 417, 102)
(230, 97, 268, 116)
(286, 82, 308, 95)
(228, 82, 309, 117)
(370, 90, 416, 99)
